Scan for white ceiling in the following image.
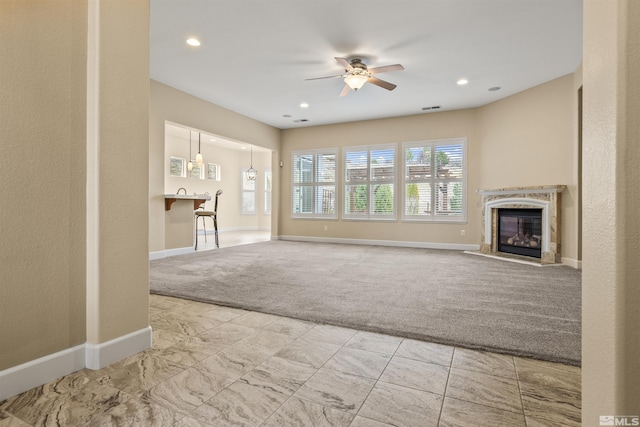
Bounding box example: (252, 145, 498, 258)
(150, 0, 582, 130)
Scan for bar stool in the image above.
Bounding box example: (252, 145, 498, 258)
(195, 189, 222, 250)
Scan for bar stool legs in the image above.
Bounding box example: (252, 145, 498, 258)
(195, 212, 216, 250)
(194, 189, 222, 250)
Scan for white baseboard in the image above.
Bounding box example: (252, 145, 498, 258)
(150, 246, 194, 260)
(278, 235, 480, 251)
(0, 344, 85, 402)
(0, 326, 152, 401)
(203, 226, 270, 233)
(562, 257, 582, 269)
(150, 228, 272, 260)
(85, 326, 153, 370)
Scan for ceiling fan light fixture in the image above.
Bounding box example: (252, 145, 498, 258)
(344, 73, 368, 91)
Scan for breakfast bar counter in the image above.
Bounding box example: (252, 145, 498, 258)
(164, 194, 211, 211)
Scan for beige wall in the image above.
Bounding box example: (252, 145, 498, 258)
(582, 0, 640, 418)
(149, 81, 281, 253)
(0, 0, 150, 372)
(86, 0, 150, 344)
(0, 1, 87, 370)
(477, 73, 580, 263)
(280, 109, 479, 245)
(279, 74, 580, 263)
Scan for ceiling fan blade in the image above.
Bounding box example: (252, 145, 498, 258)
(339, 84, 351, 97)
(335, 57, 353, 71)
(367, 76, 397, 91)
(368, 64, 405, 75)
(305, 74, 344, 81)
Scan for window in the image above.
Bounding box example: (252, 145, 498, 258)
(402, 138, 466, 222)
(264, 169, 272, 215)
(291, 149, 337, 219)
(189, 163, 204, 179)
(241, 169, 256, 214)
(169, 157, 185, 177)
(207, 163, 220, 181)
(343, 144, 396, 220)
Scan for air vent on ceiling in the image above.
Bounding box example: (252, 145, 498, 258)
(422, 106, 441, 111)
(293, 119, 309, 123)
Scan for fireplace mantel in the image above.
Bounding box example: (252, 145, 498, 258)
(477, 185, 565, 264)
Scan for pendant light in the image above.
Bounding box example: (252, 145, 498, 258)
(246, 146, 258, 180)
(196, 133, 203, 167)
(187, 130, 194, 172)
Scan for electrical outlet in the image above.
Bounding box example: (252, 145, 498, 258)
(460, 229, 466, 236)
(324, 225, 328, 231)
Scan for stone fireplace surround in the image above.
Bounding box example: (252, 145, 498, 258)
(477, 185, 565, 265)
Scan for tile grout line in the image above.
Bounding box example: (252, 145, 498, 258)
(435, 345, 457, 426)
(348, 335, 403, 426)
(148, 299, 254, 425)
(514, 356, 530, 427)
(255, 320, 353, 426)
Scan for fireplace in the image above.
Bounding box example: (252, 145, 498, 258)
(477, 186, 565, 264)
(497, 208, 543, 258)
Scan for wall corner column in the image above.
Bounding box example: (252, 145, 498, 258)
(85, 0, 151, 368)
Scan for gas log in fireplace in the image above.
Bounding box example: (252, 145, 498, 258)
(497, 208, 543, 258)
(478, 186, 565, 264)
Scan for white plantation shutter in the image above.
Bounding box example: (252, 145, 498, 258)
(292, 150, 337, 218)
(344, 144, 397, 220)
(403, 138, 466, 222)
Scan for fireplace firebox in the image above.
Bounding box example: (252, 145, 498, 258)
(497, 208, 543, 258)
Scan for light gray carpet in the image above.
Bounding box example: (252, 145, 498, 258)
(150, 240, 581, 366)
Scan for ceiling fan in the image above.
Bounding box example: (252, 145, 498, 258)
(306, 57, 404, 96)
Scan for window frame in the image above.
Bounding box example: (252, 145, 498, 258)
(189, 163, 204, 180)
(343, 143, 397, 221)
(207, 163, 221, 181)
(291, 149, 338, 219)
(264, 168, 272, 215)
(401, 138, 467, 223)
(241, 169, 257, 215)
(169, 157, 186, 178)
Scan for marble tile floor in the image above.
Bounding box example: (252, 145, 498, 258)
(0, 295, 581, 426)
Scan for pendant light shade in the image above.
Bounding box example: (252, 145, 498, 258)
(196, 133, 203, 167)
(246, 146, 257, 180)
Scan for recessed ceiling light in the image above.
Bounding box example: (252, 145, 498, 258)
(209, 138, 216, 142)
(300, 102, 309, 108)
(186, 38, 201, 47)
(488, 86, 501, 91)
(457, 79, 468, 86)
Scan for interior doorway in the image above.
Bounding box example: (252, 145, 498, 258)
(164, 122, 272, 252)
